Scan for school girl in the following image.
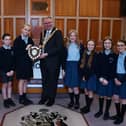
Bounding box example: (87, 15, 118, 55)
(13, 24, 34, 105)
(80, 40, 97, 114)
(112, 40, 126, 124)
(94, 37, 117, 120)
(63, 29, 84, 109)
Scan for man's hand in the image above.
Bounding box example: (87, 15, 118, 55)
(39, 53, 48, 59)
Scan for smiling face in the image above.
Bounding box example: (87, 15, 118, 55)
(103, 39, 112, 50)
(87, 40, 95, 52)
(117, 40, 126, 53)
(69, 32, 77, 43)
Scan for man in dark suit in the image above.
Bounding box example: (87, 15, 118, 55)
(38, 17, 64, 106)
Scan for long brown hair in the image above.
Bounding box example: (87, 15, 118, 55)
(80, 40, 95, 69)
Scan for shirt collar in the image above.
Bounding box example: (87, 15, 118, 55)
(104, 49, 111, 55)
(46, 28, 53, 34)
(119, 51, 126, 56)
(21, 34, 28, 40)
(3, 44, 11, 50)
(21, 34, 28, 44)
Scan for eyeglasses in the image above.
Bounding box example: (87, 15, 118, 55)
(43, 22, 52, 25)
(117, 44, 125, 47)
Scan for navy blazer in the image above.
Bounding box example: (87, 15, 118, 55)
(96, 51, 117, 80)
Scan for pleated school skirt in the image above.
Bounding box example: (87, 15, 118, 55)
(64, 61, 79, 88)
(80, 75, 97, 92)
(96, 79, 114, 97)
(113, 81, 126, 99)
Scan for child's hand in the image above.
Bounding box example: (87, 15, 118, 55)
(10, 70, 14, 76)
(6, 72, 11, 76)
(102, 79, 108, 85)
(114, 78, 122, 86)
(6, 70, 14, 77)
(82, 76, 85, 81)
(99, 77, 104, 83)
(99, 77, 108, 85)
(26, 44, 32, 50)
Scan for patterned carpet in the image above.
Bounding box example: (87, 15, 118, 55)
(1, 105, 88, 126)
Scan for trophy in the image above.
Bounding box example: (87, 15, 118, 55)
(27, 28, 58, 61)
(27, 45, 42, 61)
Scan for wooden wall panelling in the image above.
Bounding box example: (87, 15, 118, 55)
(112, 20, 122, 43)
(67, 19, 76, 35)
(4, 18, 13, 38)
(79, 0, 100, 17)
(0, 18, 1, 40)
(102, 0, 120, 17)
(27, 87, 68, 93)
(16, 18, 25, 36)
(4, 0, 25, 16)
(90, 20, 99, 42)
(55, 0, 77, 16)
(55, 19, 64, 36)
(78, 19, 88, 44)
(101, 20, 111, 39)
(0, 0, 1, 15)
(30, 0, 50, 16)
(31, 18, 42, 45)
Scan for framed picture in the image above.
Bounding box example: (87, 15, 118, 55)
(30, 0, 50, 15)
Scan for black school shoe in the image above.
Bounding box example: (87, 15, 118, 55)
(46, 98, 55, 106)
(7, 98, 16, 107)
(3, 99, 10, 108)
(23, 97, 33, 105)
(19, 96, 33, 105)
(74, 103, 80, 109)
(80, 106, 90, 113)
(113, 117, 123, 125)
(67, 101, 74, 108)
(94, 111, 103, 118)
(109, 114, 119, 120)
(38, 97, 48, 105)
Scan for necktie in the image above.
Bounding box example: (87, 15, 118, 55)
(45, 30, 50, 38)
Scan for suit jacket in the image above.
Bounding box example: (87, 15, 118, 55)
(40, 27, 64, 69)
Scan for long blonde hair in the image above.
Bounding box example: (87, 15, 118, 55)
(66, 29, 80, 48)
